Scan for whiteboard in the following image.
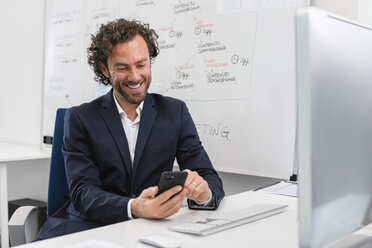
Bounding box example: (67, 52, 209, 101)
(43, 0, 305, 178)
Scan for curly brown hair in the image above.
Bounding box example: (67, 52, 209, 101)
(87, 18, 159, 85)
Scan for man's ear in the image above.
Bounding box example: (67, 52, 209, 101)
(99, 62, 109, 78)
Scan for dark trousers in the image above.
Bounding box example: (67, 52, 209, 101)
(35, 201, 101, 241)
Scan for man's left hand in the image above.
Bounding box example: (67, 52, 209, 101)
(183, 169, 211, 203)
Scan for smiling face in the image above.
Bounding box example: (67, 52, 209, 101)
(101, 35, 151, 109)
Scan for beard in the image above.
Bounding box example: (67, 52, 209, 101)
(110, 72, 151, 105)
(115, 81, 149, 104)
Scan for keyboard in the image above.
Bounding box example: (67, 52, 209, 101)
(168, 203, 288, 236)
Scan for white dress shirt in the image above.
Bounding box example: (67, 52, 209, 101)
(113, 93, 142, 219)
(113, 93, 143, 165)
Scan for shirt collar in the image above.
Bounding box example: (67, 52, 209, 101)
(113, 91, 144, 118)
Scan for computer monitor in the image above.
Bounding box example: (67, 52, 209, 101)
(296, 7, 372, 248)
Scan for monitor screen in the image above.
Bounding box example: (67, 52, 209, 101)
(296, 7, 372, 248)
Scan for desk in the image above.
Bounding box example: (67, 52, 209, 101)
(0, 142, 50, 248)
(17, 191, 298, 248)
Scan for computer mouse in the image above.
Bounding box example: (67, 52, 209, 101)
(139, 234, 181, 248)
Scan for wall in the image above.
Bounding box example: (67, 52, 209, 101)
(359, 0, 372, 25)
(311, 0, 372, 26)
(7, 159, 50, 202)
(0, 0, 45, 146)
(311, 0, 359, 20)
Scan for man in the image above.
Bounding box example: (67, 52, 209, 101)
(37, 18, 224, 240)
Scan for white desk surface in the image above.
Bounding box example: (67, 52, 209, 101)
(0, 142, 50, 162)
(17, 191, 299, 248)
(0, 142, 51, 248)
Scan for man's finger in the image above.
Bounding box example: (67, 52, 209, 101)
(140, 186, 158, 198)
(156, 185, 183, 202)
(159, 189, 187, 218)
(183, 170, 197, 188)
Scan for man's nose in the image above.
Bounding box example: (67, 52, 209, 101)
(128, 68, 141, 82)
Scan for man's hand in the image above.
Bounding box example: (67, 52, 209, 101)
(131, 185, 188, 219)
(183, 169, 211, 203)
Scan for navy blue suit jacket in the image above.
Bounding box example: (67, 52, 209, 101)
(37, 90, 224, 239)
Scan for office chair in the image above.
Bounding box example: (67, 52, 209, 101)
(8, 108, 68, 246)
(46, 108, 69, 217)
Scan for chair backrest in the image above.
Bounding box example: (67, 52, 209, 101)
(47, 108, 69, 217)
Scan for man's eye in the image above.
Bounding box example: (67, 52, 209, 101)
(117, 67, 127, 71)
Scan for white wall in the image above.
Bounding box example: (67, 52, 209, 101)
(311, 0, 359, 20)
(311, 0, 372, 26)
(359, 0, 372, 25)
(7, 159, 50, 202)
(0, 0, 45, 146)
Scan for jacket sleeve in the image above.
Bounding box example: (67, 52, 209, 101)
(176, 102, 225, 209)
(63, 107, 130, 225)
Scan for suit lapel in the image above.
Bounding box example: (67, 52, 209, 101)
(100, 90, 132, 176)
(132, 94, 157, 177)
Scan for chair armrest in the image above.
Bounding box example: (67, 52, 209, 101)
(8, 206, 39, 246)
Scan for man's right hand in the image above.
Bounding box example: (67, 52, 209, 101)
(130, 185, 188, 219)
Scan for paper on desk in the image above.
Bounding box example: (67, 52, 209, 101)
(63, 240, 122, 248)
(257, 181, 298, 197)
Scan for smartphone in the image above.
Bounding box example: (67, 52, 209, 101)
(156, 171, 188, 196)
